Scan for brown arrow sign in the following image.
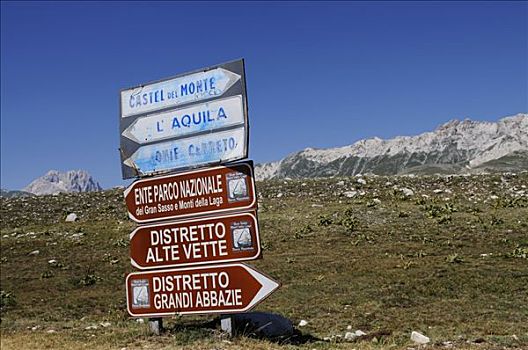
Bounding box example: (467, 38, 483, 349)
(126, 263, 279, 317)
(130, 211, 261, 270)
(124, 161, 256, 223)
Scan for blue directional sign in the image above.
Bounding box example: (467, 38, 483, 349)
(123, 127, 247, 177)
(120, 59, 248, 179)
(121, 68, 241, 118)
(122, 95, 245, 145)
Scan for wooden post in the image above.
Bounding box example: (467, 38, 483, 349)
(148, 317, 163, 335)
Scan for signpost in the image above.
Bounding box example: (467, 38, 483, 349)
(130, 211, 261, 270)
(124, 161, 256, 223)
(120, 59, 278, 335)
(126, 263, 279, 317)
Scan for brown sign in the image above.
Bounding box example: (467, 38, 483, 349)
(130, 211, 261, 270)
(126, 263, 279, 317)
(124, 161, 256, 223)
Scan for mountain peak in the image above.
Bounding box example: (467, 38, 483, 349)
(256, 113, 528, 180)
(24, 170, 102, 196)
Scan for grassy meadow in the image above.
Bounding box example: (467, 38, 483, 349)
(1, 173, 527, 349)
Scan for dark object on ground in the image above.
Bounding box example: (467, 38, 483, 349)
(231, 312, 294, 339)
(229, 312, 319, 344)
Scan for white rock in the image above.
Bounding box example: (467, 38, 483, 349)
(311, 204, 323, 207)
(355, 330, 367, 336)
(28, 250, 40, 256)
(135, 318, 144, 324)
(433, 189, 443, 194)
(48, 259, 57, 264)
(411, 331, 430, 344)
(46, 329, 56, 333)
(385, 181, 393, 186)
(402, 188, 414, 197)
(347, 325, 352, 330)
(100, 322, 111, 328)
(489, 195, 498, 200)
(31, 326, 40, 331)
(357, 178, 367, 185)
(298, 319, 308, 327)
(337, 180, 345, 186)
(85, 325, 98, 330)
(344, 332, 357, 341)
(276, 193, 283, 198)
(65, 213, 78, 222)
(344, 191, 357, 198)
(373, 198, 381, 204)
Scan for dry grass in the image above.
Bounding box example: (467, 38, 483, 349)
(1, 173, 527, 349)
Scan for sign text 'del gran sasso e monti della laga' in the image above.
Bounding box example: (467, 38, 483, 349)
(120, 60, 249, 179)
(124, 161, 257, 224)
(120, 59, 279, 319)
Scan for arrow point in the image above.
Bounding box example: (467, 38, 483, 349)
(245, 266, 280, 310)
(123, 157, 142, 177)
(122, 123, 141, 144)
(219, 68, 241, 91)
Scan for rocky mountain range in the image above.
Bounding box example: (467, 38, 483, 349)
(22, 170, 102, 196)
(255, 113, 528, 180)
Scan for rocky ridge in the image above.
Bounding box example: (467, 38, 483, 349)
(23, 170, 102, 196)
(256, 113, 528, 180)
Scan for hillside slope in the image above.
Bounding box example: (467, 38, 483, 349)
(1, 173, 527, 349)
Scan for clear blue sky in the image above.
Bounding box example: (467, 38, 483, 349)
(1, 1, 527, 190)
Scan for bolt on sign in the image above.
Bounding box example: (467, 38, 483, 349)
(130, 211, 261, 270)
(126, 263, 279, 317)
(119, 59, 248, 179)
(124, 161, 256, 224)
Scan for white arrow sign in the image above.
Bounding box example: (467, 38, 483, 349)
(126, 263, 280, 317)
(121, 68, 241, 118)
(122, 95, 245, 144)
(123, 127, 247, 176)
